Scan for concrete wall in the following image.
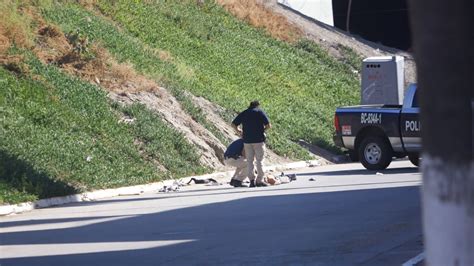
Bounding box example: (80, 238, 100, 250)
(278, 0, 334, 26)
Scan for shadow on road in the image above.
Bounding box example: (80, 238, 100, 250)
(1, 186, 422, 266)
(49, 178, 421, 208)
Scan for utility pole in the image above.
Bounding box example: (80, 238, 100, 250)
(346, 0, 353, 33)
(409, 0, 473, 265)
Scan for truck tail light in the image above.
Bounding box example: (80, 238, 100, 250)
(334, 114, 341, 133)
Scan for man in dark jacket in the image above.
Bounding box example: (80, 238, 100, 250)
(224, 138, 248, 187)
(232, 100, 272, 187)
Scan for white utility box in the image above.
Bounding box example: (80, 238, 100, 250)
(361, 56, 405, 105)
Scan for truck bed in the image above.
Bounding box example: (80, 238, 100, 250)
(337, 104, 402, 110)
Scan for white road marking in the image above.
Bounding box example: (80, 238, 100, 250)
(402, 252, 424, 266)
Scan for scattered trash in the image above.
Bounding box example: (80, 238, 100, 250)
(376, 172, 384, 176)
(159, 185, 179, 193)
(277, 175, 290, 184)
(309, 178, 316, 181)
(159, 180, 184, 193)
(265, 174, 280, 185)
(287, 173, 297, 181)
(86, 155, 92, 162)
(119, 117, 135, 124)
(274, 172, 297, 184)
(187, 178, 218, 185)
(307, 161, 321, 167)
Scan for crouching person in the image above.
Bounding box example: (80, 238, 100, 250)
(224, 138, 248, 187)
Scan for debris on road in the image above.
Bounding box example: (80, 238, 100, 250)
(307, 161, 321, 167)
(309, 178, 316, 181)
(265, 175, 279, 185)
(263, 172, 298, 185)
(205, 181, 224, 186)
(279, 172, 297, 182)
(187, 178, 218, 185)
(159, 185, 179, 193)
(287, 173, 297, 181)
(158, 181, 183, 193)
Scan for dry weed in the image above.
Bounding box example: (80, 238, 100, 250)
(143, 45, 174, 62)
(216, 0, 302, 42)
(175, 61, 195, 82)
(0, 54, 28, 76)
(30, 19, 159, 94)
(63, 44, 157, 94)
(0, 27, 12, 54)
(35, 24, 72, 64)
(0, 1, 35, 52)
(77, 0, 98, 10)
(158, 50, 173, 62)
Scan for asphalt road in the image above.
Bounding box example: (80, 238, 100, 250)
(0, 161, 422, 266)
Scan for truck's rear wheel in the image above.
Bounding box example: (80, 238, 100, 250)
(358, 136, 392, 170)
(408, 154, 420, 167)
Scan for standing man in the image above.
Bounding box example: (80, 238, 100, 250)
(224, 138, 248, 187)
(232, 100, 272, 187)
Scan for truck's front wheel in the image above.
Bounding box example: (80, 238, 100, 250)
(358, 136, 392, 170)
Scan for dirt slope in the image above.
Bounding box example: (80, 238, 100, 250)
(188, 94, 293, 166)
(31, 20, 294, 170)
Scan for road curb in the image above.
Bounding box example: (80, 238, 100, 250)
(0, 160, 322, 216)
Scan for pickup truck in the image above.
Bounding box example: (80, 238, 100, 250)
(333, 84, 421, 170)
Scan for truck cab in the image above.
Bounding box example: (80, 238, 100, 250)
(399, 84, 421, 153)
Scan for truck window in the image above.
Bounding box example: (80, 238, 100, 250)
(412, 90, 419, 107)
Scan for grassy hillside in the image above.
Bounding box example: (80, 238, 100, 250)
(0, 0, 359, 204)
(43, 1, 358, 157)
(0, 52, 206, 204)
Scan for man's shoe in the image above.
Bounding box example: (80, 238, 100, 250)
(230, 179, 238, 187)
(230, 179, 248, 187)
(249, 180, 256, 188)
(256, 181, 270, 187)
(235, 182, 248, 188)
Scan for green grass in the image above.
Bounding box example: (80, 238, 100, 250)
(1, 0, 361, 204)
(0, 180, 38, 205)
(0, 52, 206, 204)
(42, 4, 232, 148)
(42, 1, 359, 158)
(116, 103, 208, 177)
(338, 44, 363, 73)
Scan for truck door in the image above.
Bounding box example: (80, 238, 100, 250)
(400, 85, 421, 152)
